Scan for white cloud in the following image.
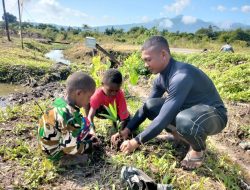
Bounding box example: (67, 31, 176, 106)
(141, 16, 151, 23)
(0, 0, 18, 18)
(182, 15, 197, 24)
(231, 7, 238, 12)
(2, 0, 90, 26)
(159, 19, 173, 28)
(164, 0, 190, 14)
(216, 5, 226, 12)
(219, 21, 233, 29)
(102, 15, 117, 23)
(31, 0, 88, 25)
(241, 5, 250, 13)
(22, 0, 120, 26)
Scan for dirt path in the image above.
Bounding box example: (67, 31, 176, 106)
(170, 48, 201, 54)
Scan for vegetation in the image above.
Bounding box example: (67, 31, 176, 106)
(0, 15, 249, 189)
(172, 52, 250, 102)
(86, 51, 250, 102)
(0, 96, 245, 189)
(0, 38, 70, 84)
(1, 15, 250, 51)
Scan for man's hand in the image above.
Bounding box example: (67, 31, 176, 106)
(120, 139, 140, 154)
(111, 128, 131, 145)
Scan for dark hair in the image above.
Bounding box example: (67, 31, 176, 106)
(102, 69, 123, 85)
(141, 35, 170, 54)
(66, 71, 96, 93)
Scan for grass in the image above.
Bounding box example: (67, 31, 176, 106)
(172, 52, 250, 102)
(0, 96, 245, 189)
(0, 38, 71, 83)
(0, 37, 249, 189)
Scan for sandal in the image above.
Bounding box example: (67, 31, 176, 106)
(181, 152, 204, 170)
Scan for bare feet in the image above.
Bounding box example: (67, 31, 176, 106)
(181, 148, 204, 170)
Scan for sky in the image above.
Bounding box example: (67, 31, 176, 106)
(0, 0, 250, 28)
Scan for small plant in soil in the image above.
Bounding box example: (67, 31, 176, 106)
(99, 101, 123, 149)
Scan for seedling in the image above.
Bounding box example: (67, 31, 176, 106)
(99, 101, 122, 132)
(99, 101, 123, 149)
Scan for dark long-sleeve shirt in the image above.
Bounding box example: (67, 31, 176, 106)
(127, 58, 226, 144)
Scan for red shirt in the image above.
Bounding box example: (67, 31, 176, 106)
(90, 88, 129, 120)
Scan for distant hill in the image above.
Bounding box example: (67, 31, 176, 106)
(93, 15, 250, 33)
(9, 15, 250, 33)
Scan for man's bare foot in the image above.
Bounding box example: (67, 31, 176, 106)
(181, 148, 204, 170)
(156, 133, 176, 142)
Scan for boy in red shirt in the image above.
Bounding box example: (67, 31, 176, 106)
(87, 69, 130, 133)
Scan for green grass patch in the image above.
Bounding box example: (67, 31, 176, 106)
(0, 38, 71, 84)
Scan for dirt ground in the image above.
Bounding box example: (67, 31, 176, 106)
(0, 79, 249, 189)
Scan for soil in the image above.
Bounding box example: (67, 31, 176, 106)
(0, 76, 249, 189)
(0, 118, 123, 189)
(0, 82, 65, 105)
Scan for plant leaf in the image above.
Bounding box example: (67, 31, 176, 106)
(99, 113, 117, 122)
(103, 105, 114, 118)
(109, 102, 117, 119)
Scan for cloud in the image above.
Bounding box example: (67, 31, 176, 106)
(101, 15, 117, 23)
(216, 5, 226, 12)
(12, 0, 89, 26)
(34, 0, 87, 19)
(159, 19, 173, 28)
(0, 0, 18, 16)
(141, 16, 151, 23)
(241, 5, 250, 13)
(231, 7, 238, 12)
(164, 0, 190, 14)
(182, 15, 197, 24)
(219, 21, 233, 29)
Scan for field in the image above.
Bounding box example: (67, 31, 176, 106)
(0, 36, 249, 190)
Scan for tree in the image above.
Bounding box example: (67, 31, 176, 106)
(82, 24, 91, 30)
(230, 28, 250, 42)
(2, 12, 17, 23)
(104, 26, 116, 35)
(195, 25, 217, 39)
(128, 26, 147, 35)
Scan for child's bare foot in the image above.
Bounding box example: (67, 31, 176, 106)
(181, 148, 204, 170)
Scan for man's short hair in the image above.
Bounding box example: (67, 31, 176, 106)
(66, 71, 96, 93)
(141, 36, 170, 54)
(102, 69, 123, 85)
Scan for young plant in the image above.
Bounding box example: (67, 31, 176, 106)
(99, 101, 122, 133)
(90, 56, 111, 87)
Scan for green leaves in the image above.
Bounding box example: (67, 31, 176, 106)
(99, 101, 117, 122)
(99, 101, 122, 131)
(172, 52, 250, 102)
(119, 52, 148, 86)
(90, 56, 110, 87)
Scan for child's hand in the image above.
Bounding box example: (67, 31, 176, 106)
(111, 132, 121, 145)
(89, 129, 96, 136)
(91, 135, 100, 147)
(111, 128, 131, 145)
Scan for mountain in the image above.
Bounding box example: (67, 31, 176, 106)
(93, 15, 250, 33)
(22, 15, 250, 33)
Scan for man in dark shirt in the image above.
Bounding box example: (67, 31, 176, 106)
(111, 36, 228, 170)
